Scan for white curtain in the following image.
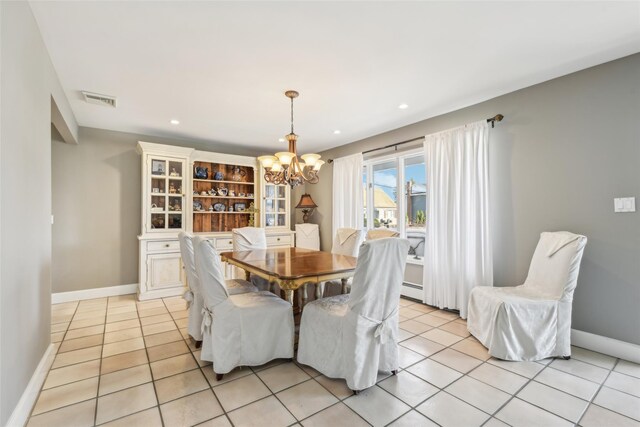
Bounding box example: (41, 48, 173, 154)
(332, 153, 364, 239)
(423, 121, 493, 318)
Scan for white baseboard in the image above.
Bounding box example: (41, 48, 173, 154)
(572, 329, 640, 364)
(51, 283, 138, 304)
(7, 344, 56, 427)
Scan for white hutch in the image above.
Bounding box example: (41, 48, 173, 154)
(137, 141, 295, 300)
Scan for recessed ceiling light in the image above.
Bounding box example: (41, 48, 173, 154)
(333, 130, 341, 135)
(170, 119, 180, 125)
(398, 103, 409, 109)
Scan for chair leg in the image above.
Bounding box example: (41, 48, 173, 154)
(216, 373, 224, 381)
(352, 389, 360, 395)
(195, 340, 202, 349)
(562, 355, 571, 360)
(392, 370, 398, 375)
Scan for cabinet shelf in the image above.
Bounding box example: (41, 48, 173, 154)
(193, 195, 254, 199)
(193, 179, 255, 185)
(194, 211, 250, 214)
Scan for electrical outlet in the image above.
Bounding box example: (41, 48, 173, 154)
(614, 197, 636, 213)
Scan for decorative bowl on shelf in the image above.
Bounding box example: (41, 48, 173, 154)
(213, 203, 226, 212)
(213, 171, 224, 181)
(229, 190, 236, 197)
(217, 187, 228, 196)
(234, 203, 246, 212)
(200, 191, 208, 196)
(238, 193, 246, 197)
(246, 193, 253, 198)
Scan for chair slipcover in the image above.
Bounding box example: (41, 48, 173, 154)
(295, 223, 320, 250)
(467, 231, 587, 361)
(331, 228, 365, 257)
(232, 227, 267, 251)
(178, 232, 205, 342)
(366, 229, 400, 240)
(323, 228, 365, 295)
(194, 236, 294, 373)
(232, 227, 270, 290)
(179, 232, 258, 342)
(297, 238, 410, 391)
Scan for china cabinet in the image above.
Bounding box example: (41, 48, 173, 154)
(260, 166, 291, 230)
(137, 142, 193, 300)
(137, 142, 295, 300)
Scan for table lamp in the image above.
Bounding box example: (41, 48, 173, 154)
(296, 193, 318, 223)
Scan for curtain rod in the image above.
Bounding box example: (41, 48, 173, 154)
(327, 114, 504, 163)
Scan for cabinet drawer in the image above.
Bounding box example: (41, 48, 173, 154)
(214, 238, 234, 250)
(267, 234, 292, 247)
(147, 240, 180, 252)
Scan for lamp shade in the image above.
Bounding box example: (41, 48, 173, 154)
(296, 193, 318, 209)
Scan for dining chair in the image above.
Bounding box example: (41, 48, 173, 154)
(179, 232, 258, 347)
(194, 236, 294, 379)
(232, 227, 270, 290)
(468, 231, 587, 361)
(295, 223, 320, 250)
(297, 237, 410, 392)
(320, 228, 365, 296)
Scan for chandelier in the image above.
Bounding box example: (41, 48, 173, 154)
(258, 90, 324, 188)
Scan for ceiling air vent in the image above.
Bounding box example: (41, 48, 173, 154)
(81, 91, 117, 108)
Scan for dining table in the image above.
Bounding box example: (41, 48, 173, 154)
(220, 247, 358, 307)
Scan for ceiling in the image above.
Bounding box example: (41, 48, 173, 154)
(31, 1, 640, 154)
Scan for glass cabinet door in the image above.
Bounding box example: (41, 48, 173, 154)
(148, 157, 185, 232)
(263, 183, 288, 228)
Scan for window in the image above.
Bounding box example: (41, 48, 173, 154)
(363, 149, 426, 261)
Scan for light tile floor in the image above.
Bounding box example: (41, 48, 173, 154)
(28, 295, 640, 426)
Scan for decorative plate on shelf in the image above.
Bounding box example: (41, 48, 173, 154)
(193, 200, 203, 211)
(213, 203, 226, 212)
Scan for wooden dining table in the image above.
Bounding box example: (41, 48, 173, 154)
(220, 247, 358, 306)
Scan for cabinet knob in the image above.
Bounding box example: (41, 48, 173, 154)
(165, 244, 170, 247)
(228, 241, 232, 245)
(277, 238, 281, 241)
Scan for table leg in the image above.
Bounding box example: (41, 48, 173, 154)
(341, 278, 349, 294)
(315, 282, 325, 299)
(301, 284, 308, 307)
(284, 289, 294, 306)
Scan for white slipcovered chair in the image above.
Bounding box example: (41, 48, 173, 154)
(232, 227, 270, 290)
(297, 237, 410, 392)
(194, 236, 294, 379)
(366, 228, 400, 240)
(178, 232, 258, 346)
(321, 228, 365, 296)
(467, 231, 587, 361)
(295, 223, 320, 250)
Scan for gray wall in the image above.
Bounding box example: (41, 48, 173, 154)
(52, 127, 263, 293)
(305, 54, 640, 345)
(0, 2, 78, 424)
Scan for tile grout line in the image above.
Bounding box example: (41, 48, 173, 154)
(92, 298, 111, 426)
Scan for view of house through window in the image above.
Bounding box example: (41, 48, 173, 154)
(363, 149, 426, 259)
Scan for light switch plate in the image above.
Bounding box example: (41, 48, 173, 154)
(614, 197, 636, 213)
